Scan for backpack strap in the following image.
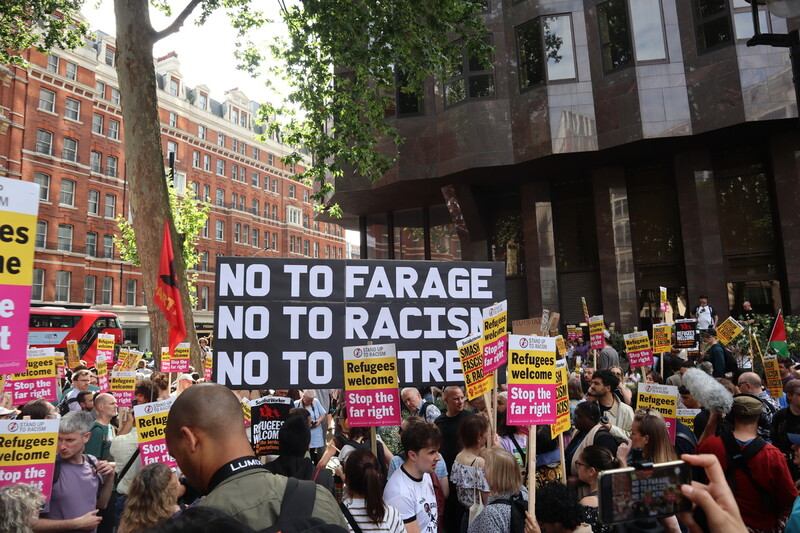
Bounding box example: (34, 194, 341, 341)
(488, 498, 512, 506)
(116, 448, 140, 486)
(509, 434, 526, 468)
(312, 467, 321, 482)
(339, 502, 364, 533)
(721, 432, 775, 512)
(419, 402, 429, 420)
(278, 477, 317, 522)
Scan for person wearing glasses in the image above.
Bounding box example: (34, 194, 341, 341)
(574, 445, 620, 533)
(63, 370, 94, 413)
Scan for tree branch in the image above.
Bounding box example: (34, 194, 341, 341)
(152, 0, 203, 43)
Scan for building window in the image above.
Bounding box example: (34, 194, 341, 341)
(216, 189, 224, 206)
(289, 235, 294, 253)
(271, 178, 278, 193)
(47, 55, 59, 73)
(272, 205, 278, 220)
(693, 0, 732, 52)
(396, 70, 423, 116)
(198, 93, 207, 110)
(167, 141, 178, 159)
(288, 184, 296, 198)
(326, 244, 330, 258)
(240, 112, 248, 128)
(57, 224, 73, 252)
(36, 129, 53, 155)
(732, 0, 769, 40)
(65, 61, 77, 80)
(62, 137, 78, 162)
(32, 269, 45, 301)
(242, 224, 249, 244)
(105, 47, 116, 66)
(251, 172, 259, 187)
(92, 114, 104, 134)
(303, 239, 310, 256)
(169, 112, 177, 127)
(34, 172, 50, 201)
(303, 189, 309, 203)
(445, 36, 495, 106)
(231, 193, 238, 209)
(199, 125, 207, 139)
(252, 228, 259, 248)
(111, 88, 121, 105)
(86, 231, 97, 256)
(55, 271, 71, 301)
(217, 133, 225, 147)
(103, 234, 114, 258)
(38, 88, 56, 112)
(169, 78, 179, 96)
(264, 203, 270, 219)
(36, 221, 47, 248)
(629, 0, 668, 61)
(199, 286, 209, 310)
(192, 150, 200, 168)
(268, 153, 275, 166)
(192, 181, 200, 197)
(65, 98, 80, 121)
(232, 139, 239, 152)
(88, 190, 99, 215)
(252, 147, 260, 160)
(303, 213, 310, 228)
(216, 220, 225, 240)
(272, 233, 277, 249)
(313, 242, 319, 258)
(84, 275, 96, 304)
(108, 120, 120, 140)
(240, 141, 246, 155)
(517, 15, 577, 89)
(203, 185, 210, 202)
(126, 279, 137, 306)
(252, 199, 259, 215)
(238, 195, 245, 211)
(216, 159, 226, 175)
(200, 251, 209, 271)
(102, 277, 113, 305)
(287, 206, 302, 226)
(59, 179, 75, 206)
(91, 151, 102, 173)
(107, 155, 118, 177)
(104, 194, 116, 218)
(202, 218, 209, 238)
(231, 164, 238, 181)
(96, 80, 107, 99)
(203, 154, 211, 171)
(598, 0, 634, 72)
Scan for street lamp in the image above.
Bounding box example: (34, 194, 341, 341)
(746, 0, 800, 114)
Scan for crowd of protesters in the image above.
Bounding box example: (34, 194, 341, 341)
(3, 328, 800, 533)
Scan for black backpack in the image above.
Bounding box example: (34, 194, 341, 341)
(57, 395, 79, 417)
(259, 477, 347, 533)
(342, 438, 387, 480)
(488, 492, 527, 533)
(723, 345, 739, 374)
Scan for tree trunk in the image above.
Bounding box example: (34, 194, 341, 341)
(114, 0, 202, 372)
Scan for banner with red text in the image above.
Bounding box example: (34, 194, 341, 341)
(507, 335, 557, 425)
(342, 343, 401, 427)
(0, 419, 58, 500)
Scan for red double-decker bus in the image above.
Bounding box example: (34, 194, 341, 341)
(28, 308, 123, 366)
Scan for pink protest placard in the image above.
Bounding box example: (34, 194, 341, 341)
(342, 344, 401, 427)
(0, 419, 59, 500)
(111, 371, 136, 407)
(10, 348, 57, 404)
(170, 343, 190, 373)
(589, 315, 605, 350)
(134, 398, 177, 468)
(96, 333, 115, 366)
(160, 347, 172, 373)
(482, 301, 508, 373)
(507, 335, 558, 425)
(95, 353, 110, 393)
(624, 331, 654, 369)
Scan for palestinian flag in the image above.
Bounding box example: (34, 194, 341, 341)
(769, 310, 790, 357)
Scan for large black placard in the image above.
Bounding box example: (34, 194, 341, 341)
(213, 258, 505, 388)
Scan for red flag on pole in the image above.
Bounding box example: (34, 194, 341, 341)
(155, 221, 186, 356)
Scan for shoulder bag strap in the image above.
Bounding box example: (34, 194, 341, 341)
(117, 448, 141, 483)
(510, 434, 526, 467)
(339, 502, 364, 533)
(278, 477, 317, 521)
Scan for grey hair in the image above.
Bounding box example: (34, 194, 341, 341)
(59, 411, 94, 435)
(0, 483, 45, 533)
(400, 387, 420, 397)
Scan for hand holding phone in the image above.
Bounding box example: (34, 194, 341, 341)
(678, 454, 747, 533)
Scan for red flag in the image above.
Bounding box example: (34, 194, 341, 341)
(155, 221, 186, 356)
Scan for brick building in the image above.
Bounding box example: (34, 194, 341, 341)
(0, 31, 345, 349)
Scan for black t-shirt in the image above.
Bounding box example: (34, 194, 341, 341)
(434, 410, 473, 473)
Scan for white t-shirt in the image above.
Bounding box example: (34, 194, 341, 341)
(342, 497, 405, 533)
(696, 306, 713, 330)
(383, 466, 438, 533)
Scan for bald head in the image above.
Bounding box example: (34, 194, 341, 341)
(166, 383, 244, 442)
(737, 372, 763, 394)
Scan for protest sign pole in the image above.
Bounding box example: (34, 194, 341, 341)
(492, 376, 498, 440)
(558, 433, 567, 485)
(528, 425, 536, 514)
(483, 391, 493, 448)
(371, 426, 378, 457)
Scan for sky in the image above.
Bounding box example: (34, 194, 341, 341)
(84, 0, 288, 106)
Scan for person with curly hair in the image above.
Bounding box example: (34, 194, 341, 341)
(0, 484, 45, 533)
(117, 463, 180, 533)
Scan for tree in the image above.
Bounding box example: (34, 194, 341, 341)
(5, 0, 489, 370)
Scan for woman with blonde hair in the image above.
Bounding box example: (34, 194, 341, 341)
(0, 483, 44, 533)
(118, 463, 180, 533)
(468, 447, 528, 533)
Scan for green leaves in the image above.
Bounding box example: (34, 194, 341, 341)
(0, 1, 90, 67)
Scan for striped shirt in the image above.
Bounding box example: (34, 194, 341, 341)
(342, 497, 405, 533)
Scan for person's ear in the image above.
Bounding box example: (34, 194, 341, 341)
(181, 426, 201, 452)
(82, 431, 91, 444)
(407, 449, 418, 462)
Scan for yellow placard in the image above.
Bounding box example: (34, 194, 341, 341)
(66, 340, 81, 370)
(136, 410, 169, 443)
(458, 333, 494, 400)
(764, 354, 783, 398)
(240, 397, 252, 425)
(551, 360, 570, 438)
(677, 409, 700, 434)
(624, 332, 651, 353)
(110, 374, 136, 391)
(716, 317, 744, 346)
(343, 356, 398, 390)
(555, 336, 567, 356)
(636, 390, 677, 418)
(11, 356, 56, 380)
(652, 323, 672, 354)
(96, 336, 114, 352)
(117, 349, 142, 372)
(0, 212, 37, 286)
(161, 347, 171, 372)
(0, 430, 58, 467)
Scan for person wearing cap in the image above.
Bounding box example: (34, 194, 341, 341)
(170, 374, 195, 398)
(701, 329, 726, 379)
(736, 372, 779, 442)
(772, 379, 800, 479)
(697, 394, 797, 531)
(597, 330, 619, 370)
